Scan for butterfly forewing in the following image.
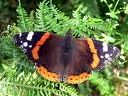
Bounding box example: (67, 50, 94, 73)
(93, 39, 120, 69)
(14, 32, 45, 61)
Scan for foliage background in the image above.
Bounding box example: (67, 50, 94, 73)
(0, 0, 128, 96)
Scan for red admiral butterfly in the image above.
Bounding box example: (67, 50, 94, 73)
(14, 31, 120, 84)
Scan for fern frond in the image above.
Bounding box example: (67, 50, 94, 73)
(0, 0, 123, 96)
(89, 72, 115, 96)
(0, 33, 79, 96)
(35, 1, 70, 35)
(16, 1, 34, 32)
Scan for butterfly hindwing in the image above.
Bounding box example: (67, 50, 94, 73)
(36, 34, 92, 84)
(61, 38, 92, 83)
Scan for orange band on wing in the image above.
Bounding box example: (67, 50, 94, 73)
(87, 38, 100, 69)
(32, 32, 50, 60)
(67, 73, 91, 84)
(36, 66, 60, 82)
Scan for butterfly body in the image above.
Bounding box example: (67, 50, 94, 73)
(14, 31, 120, 84)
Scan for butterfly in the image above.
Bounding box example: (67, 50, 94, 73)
(14, 31, 120, 84)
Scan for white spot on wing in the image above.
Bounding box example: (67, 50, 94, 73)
(105, 54, 110, 58)
(29, 45, 32, 48)
(27, 32, 34, 41)
(110, 54, 113, 56)
(104, 60, 109, 64)
(102, 42, 108, 52)
(100, 55, 104, 58)
(19, 33, 22, 37)
(23, 42, 28, 47)
(23, 49, 27, 53)
(108, 57, 112, 61)
(113, 47, 116, 51)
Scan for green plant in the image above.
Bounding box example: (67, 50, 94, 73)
(0, 0, 128, 96)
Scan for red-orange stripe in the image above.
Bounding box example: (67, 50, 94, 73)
(67, 73, 91, 84)
(36, 66, 60, 82)
(87, 38, 100, 69)
(32, 32, 50, 60)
